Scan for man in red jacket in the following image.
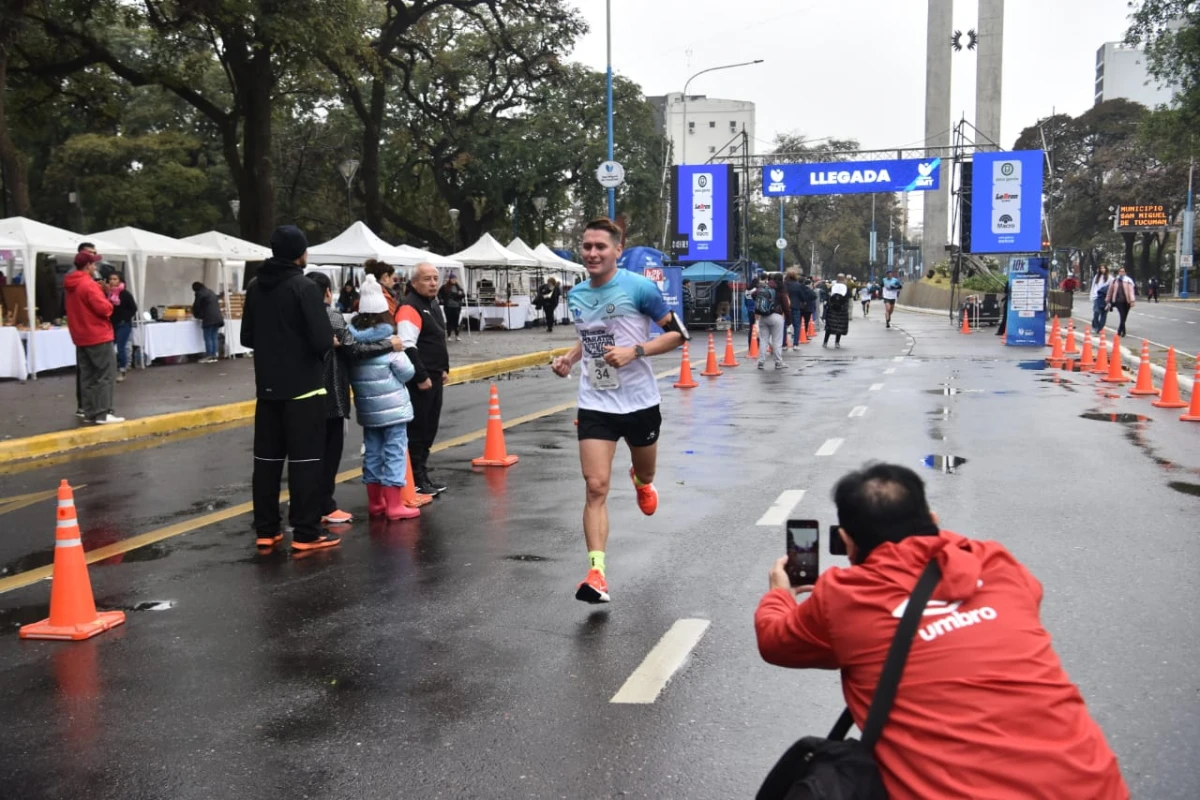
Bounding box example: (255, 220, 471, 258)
(64, 250, 124, 425)
(756, 464, 1128, 800)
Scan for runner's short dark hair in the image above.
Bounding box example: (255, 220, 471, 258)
(834, 463, 939, 560)
(584, 217, 622, 245)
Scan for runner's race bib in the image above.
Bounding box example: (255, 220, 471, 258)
(588, 357, 620, 390)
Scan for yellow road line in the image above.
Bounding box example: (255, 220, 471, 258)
(0, 487, 78, 516)
(0, 352, 703, 596)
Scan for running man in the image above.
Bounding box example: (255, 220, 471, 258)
(552, 218, 686, 603)
(882, 269, 903, 328)
(859, 284, 872, 317)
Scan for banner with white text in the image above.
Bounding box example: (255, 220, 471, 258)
(761, 158, 941, 197)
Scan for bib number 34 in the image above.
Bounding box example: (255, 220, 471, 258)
(589, 357, 620, 391)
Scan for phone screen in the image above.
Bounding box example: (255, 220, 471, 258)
(785, 520, 820, 587)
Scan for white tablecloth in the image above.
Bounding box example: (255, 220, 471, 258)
(136, 321, 206, 361)
(20, 328, 76, 374)
(0, 327, 28, 380)
(224, 318, 251, 356)
(465, 305, 531, 330)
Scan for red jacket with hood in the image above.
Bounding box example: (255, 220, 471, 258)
(64, 269, 114, 347)
(755, 531, 1128, 800)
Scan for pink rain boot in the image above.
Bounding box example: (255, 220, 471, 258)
(383, 486, 420, 520)
(366, 484, 387, 517)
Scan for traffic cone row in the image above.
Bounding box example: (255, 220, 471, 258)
(1152, 349, 1188, 409)
(1078, 329, 1095, 369)
(1129, 341, 1160, 397)
(1091, 331, 1109, 375)
(20, 481, 126, 641)
(1101, 335, 1130, 384)
(1063, 319, 1079, 355)
(1181, 359, 1200, 422)
(1077, 326, 1198, 420)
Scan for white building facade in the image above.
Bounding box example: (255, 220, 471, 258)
(1095, 42, 1177, 108)
(649, 92, 756, 165)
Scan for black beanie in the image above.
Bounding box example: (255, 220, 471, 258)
(270, 225, 308, 261)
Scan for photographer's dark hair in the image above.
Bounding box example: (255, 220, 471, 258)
(833, 463, 939, 560)
(364, 259, 394, 280)
(351, 312, 393, 332)
(192, 281, 205, 292)
(307, 271, 332, 295)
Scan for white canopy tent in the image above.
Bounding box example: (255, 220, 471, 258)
(448, 233, 539, 331)
(0, 217, 131, 378)
(179, 231, 272, 357)
(509, 239, 584, 326)
(394, 244, 465, 276)
(533, 243, 586, 277)
(90, 227, 224, 312)
(307, 221, 421, 266)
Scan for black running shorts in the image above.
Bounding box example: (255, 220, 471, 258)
(577, 405, 662, 448)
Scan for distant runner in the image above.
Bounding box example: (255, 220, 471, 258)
(859, 284, 872, 317)
(882, 269, 903, 328)
(552, 218, 687, 603)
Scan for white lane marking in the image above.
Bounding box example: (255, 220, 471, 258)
(1188, 321, 1196, 325)
(869, 383, 885, 391)
(815, 438, 844, 456)
(610, 619, 711, 704)
(849, 406, 868, 418)
(884, 368, 897, 375)
(893, 356, 906, 362)
(756, 490, 806, 526)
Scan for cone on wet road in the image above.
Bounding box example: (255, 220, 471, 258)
(20, 481, 126, 641)
(472, 384, 519, 467)
(808, 318, 816, 338)
(1047, 316, 1060, 349)
(798, 320, 809, 345)
(748, 324, 760, 359)
(1063, 319, 1079, 355)
(1101, 334, 1130, 384)
(1091, 331, 1109, 375)
(1047, 326, 1065, 368)
(1079, 330, 1095, 369)
(1129, 340, 1160, 397)
(700, 332, 723, 377)
(1181, 358, 1200, 422)
(401, 452, 432, 509)
(674, 342, 698, 389)
(719, 328, 740, 367)
(960, 312, 972, 334)
(1152, 349, 1188, 409)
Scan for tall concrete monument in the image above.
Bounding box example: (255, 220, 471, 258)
(922, 0, 1005, 272)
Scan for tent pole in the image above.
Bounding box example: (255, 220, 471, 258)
(220, 258, 233, 359)
(24, 246, 36, 380)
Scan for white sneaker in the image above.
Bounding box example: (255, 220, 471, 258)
(116, 370, 126, 383)
(95, 414, 126, 425)
(775, 362, 788, 370)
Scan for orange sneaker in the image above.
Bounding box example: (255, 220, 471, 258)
(255, 533, 283, 548)
(630, 466, 659, 516)
(291, 533, 342, 552)
(575, 569, 610, 603)
(322, 509, 354, 524)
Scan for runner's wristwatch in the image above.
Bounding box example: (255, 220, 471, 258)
(634, 345, 646, 359)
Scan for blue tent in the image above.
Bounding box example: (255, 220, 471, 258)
(681, 262, 737, 282)
(617, 247, 665, 271)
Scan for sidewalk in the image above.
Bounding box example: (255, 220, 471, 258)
(0, 326, 580, 440)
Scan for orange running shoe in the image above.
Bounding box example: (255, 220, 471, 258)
(255, 533, 283, 548)
(575, 569, 610, 603)
(630, 466, 659, 516)
(291, 533, 342, 552)
(322, 509, 354, 524)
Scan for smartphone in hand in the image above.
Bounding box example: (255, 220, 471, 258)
(785, 519, 820, 587)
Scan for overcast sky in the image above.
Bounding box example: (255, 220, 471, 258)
(568, 0, 1144, 154)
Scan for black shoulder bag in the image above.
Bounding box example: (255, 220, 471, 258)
(756, 560, 943, 800)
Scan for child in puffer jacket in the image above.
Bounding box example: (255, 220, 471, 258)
(348, 275, 419, 520)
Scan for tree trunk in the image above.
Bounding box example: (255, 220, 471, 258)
(361, 76, 386, 233)
(1123, 233, 1135, 275)
(0, 22, 31, 216)
(238, 55, 275, 245)
(1137, 232, 1153, 285)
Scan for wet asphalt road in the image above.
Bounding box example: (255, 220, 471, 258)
(1072, 300, 1200, 372)
(1, 311, 1198, 799)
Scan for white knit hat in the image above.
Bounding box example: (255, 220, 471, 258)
(358, 274, 389, 314)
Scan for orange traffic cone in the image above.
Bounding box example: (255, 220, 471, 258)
(1101, 334, 1130, 383)
(472, 384, 519, 467)
(720, 328, 740, 367)
(1046, 316, 1060, 349)
(1091, 331, 1109, 375)
(960, 311, 972, 334)
(748, 324, 760, 359)
(700, 332, 723, 377)
(808, 318, 816, 339)
(1129, 340, 1160, 397)
(20, 481, 126, 641)
(1047, 326, 1065, 368)
(1063, 319, 1079, 355)
(400, 452, 432, 509)
(1180, 357, 1200, 422)
(1078, 329, 1095, 369)
(1152, 348, 1188, 409)
(799, 319, 810, 344)
(674, 342, 699, 389)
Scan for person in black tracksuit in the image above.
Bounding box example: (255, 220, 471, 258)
(396, 263, 450, 496)
(241, 225, 337, 551)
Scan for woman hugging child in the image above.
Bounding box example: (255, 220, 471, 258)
(349, 275, 419, 520)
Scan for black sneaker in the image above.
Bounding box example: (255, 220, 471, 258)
(292, 533, 341, 552)
(416, 483, 442, 497)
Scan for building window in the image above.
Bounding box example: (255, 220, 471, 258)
(708, 146, 716, 154)
(709, 121, 716, 128)
(730, 145, 738, 154)
(688, 121, 695, 129)
(729, 121, 737, 131)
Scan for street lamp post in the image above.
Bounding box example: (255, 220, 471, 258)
(448, 208, 460, 252)
(605, 0, 615, 219)
(680, 59, 764, 166)
(338, 159, 360, 225)
(533, 196, 548, 244)
(778, 198, 785, 271)
(1183, 157, 1194, 299)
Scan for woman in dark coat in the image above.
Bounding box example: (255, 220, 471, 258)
(822, 287, 851, 348)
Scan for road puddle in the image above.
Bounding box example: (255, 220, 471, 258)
(1080, 413, 1151, 424)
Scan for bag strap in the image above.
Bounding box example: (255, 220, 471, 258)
(827, 559, 943, 745)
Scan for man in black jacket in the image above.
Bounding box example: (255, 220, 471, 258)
(192, 281, 224, 363)
(396, 262, 450, 496)
(241, 225, 338, 552)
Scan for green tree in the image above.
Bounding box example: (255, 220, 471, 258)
(1126, 1, 1198, 161)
